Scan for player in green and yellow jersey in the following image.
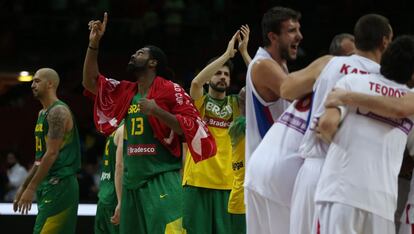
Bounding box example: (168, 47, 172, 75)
(95, 123, 124, 234)
(84, 13, 198, 233)
(14, 68, 81, 234)
(228, 87, 246, 234)
(183, 26, 251, 233)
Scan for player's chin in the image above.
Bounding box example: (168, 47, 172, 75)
(288, 52, 298, 61)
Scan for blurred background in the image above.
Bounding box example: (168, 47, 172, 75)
(0, 0, 413, 204)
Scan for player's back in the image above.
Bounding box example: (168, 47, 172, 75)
(299, 54, 381, 160)
(316, 73, 414, 221)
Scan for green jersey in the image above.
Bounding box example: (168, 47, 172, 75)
(98, 130, 117, 206)
(34, 100, 81, 188)
(123, 93, 181, 189)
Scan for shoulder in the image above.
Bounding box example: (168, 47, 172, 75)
(47, 104, 71, 122)
(252, 58, 279, 71)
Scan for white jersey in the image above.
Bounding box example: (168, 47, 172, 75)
(315, 73, 414, 221)
(245, 47, 289, 162)
(245, 94, 311, 204)
(299, 54, 380, 159)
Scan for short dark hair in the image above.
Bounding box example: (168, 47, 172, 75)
(380, 35, 414, 85)
(354, 14, 391, 51)
(329, 33, 354, 56)
(206, 56, 234, 75)
(261, 7, 301, 47)
(145, 45, 171, 79)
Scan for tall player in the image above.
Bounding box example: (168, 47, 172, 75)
(279, 14, 393, 234)
(14, 68, 81, 234)
(84, 13, 216, 233)
(314, 35, 414, 234)
(245, 6, 302, 162)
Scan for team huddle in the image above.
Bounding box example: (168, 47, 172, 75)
(10, 5, 414, 234)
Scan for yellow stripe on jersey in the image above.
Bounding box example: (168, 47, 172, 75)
(40, 206, 73, 234)
(164, 217, 186, 234)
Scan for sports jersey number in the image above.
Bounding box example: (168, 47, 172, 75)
(104, 139, 110, 156)
(35, 136, 42, 152)
(131, 117, 144, 135)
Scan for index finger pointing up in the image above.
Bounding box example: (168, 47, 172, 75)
(103, 12, 108, 27)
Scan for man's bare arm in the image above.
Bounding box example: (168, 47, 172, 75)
(237, 25, 252, 67)
(190, 31, 238, 100)
(316, 107, 342, 144)
(325, 89, 414, 118)
(138, 98, 183, 135)
(83, 12, 108, 94)
(13, 165, 37, 212)
(280, 55, 333, 101)
(17, 106, 70, 214)
(111, 125, 124, 225)
(251, 59, 288, 102)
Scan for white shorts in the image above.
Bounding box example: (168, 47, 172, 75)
(246, 189, 289, 234)
(315, 202, 395, 234)
(290, 158, 324, 234)
(399, 203, 414, 234)
(396, 177, 411, 223)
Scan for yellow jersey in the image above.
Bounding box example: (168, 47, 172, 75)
(183, 94, 239, 189)
(227, 116, 246, 214)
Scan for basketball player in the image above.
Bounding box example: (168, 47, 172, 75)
(314, 35, 414, 234)
(280, 14, 393, 234)
(14, 68, 81, 234)
(95, 123, 123, 234)
(182, 25, 251, 233)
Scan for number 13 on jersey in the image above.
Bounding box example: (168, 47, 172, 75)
(131, 117, 144, 135)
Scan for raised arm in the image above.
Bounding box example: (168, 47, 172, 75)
(325, 89, 414, 118)
(190, 31, 239, 100)
(83, 12, 108, 94)
(237, 25, 252, 67)
(111, 124, 124, 225)
(280, 55, 333, 101)
(17, 105, 71, 214)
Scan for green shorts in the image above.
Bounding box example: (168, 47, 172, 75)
(230, 214, 246, 234)
(34, 175, 79, 234)
(120, 170, 184, 234)
(95, 202, 119, 234)
(183, 186, 231, 234)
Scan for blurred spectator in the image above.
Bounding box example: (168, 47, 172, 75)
(77, 161, 99, 202)
(329, 33, 356, 56)
(4, 151, 28, 201)
(0, 151, 8, 201)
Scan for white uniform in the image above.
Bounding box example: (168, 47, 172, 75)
(290, 55, 381, 234)
(315, 74, 414, 234)
(398, 132, 414, 234)
(245, 47, 289, 163)
(245, 95, 311, 233)
(245, 47, 289, 234)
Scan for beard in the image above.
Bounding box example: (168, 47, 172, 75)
(280, 45, 294, 62)
(126, 59, 149, 74)
(209, 81, 228, 93)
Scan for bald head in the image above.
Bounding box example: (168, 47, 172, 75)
(35, 68, 60, 89)
(329, 33, 356, 56)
